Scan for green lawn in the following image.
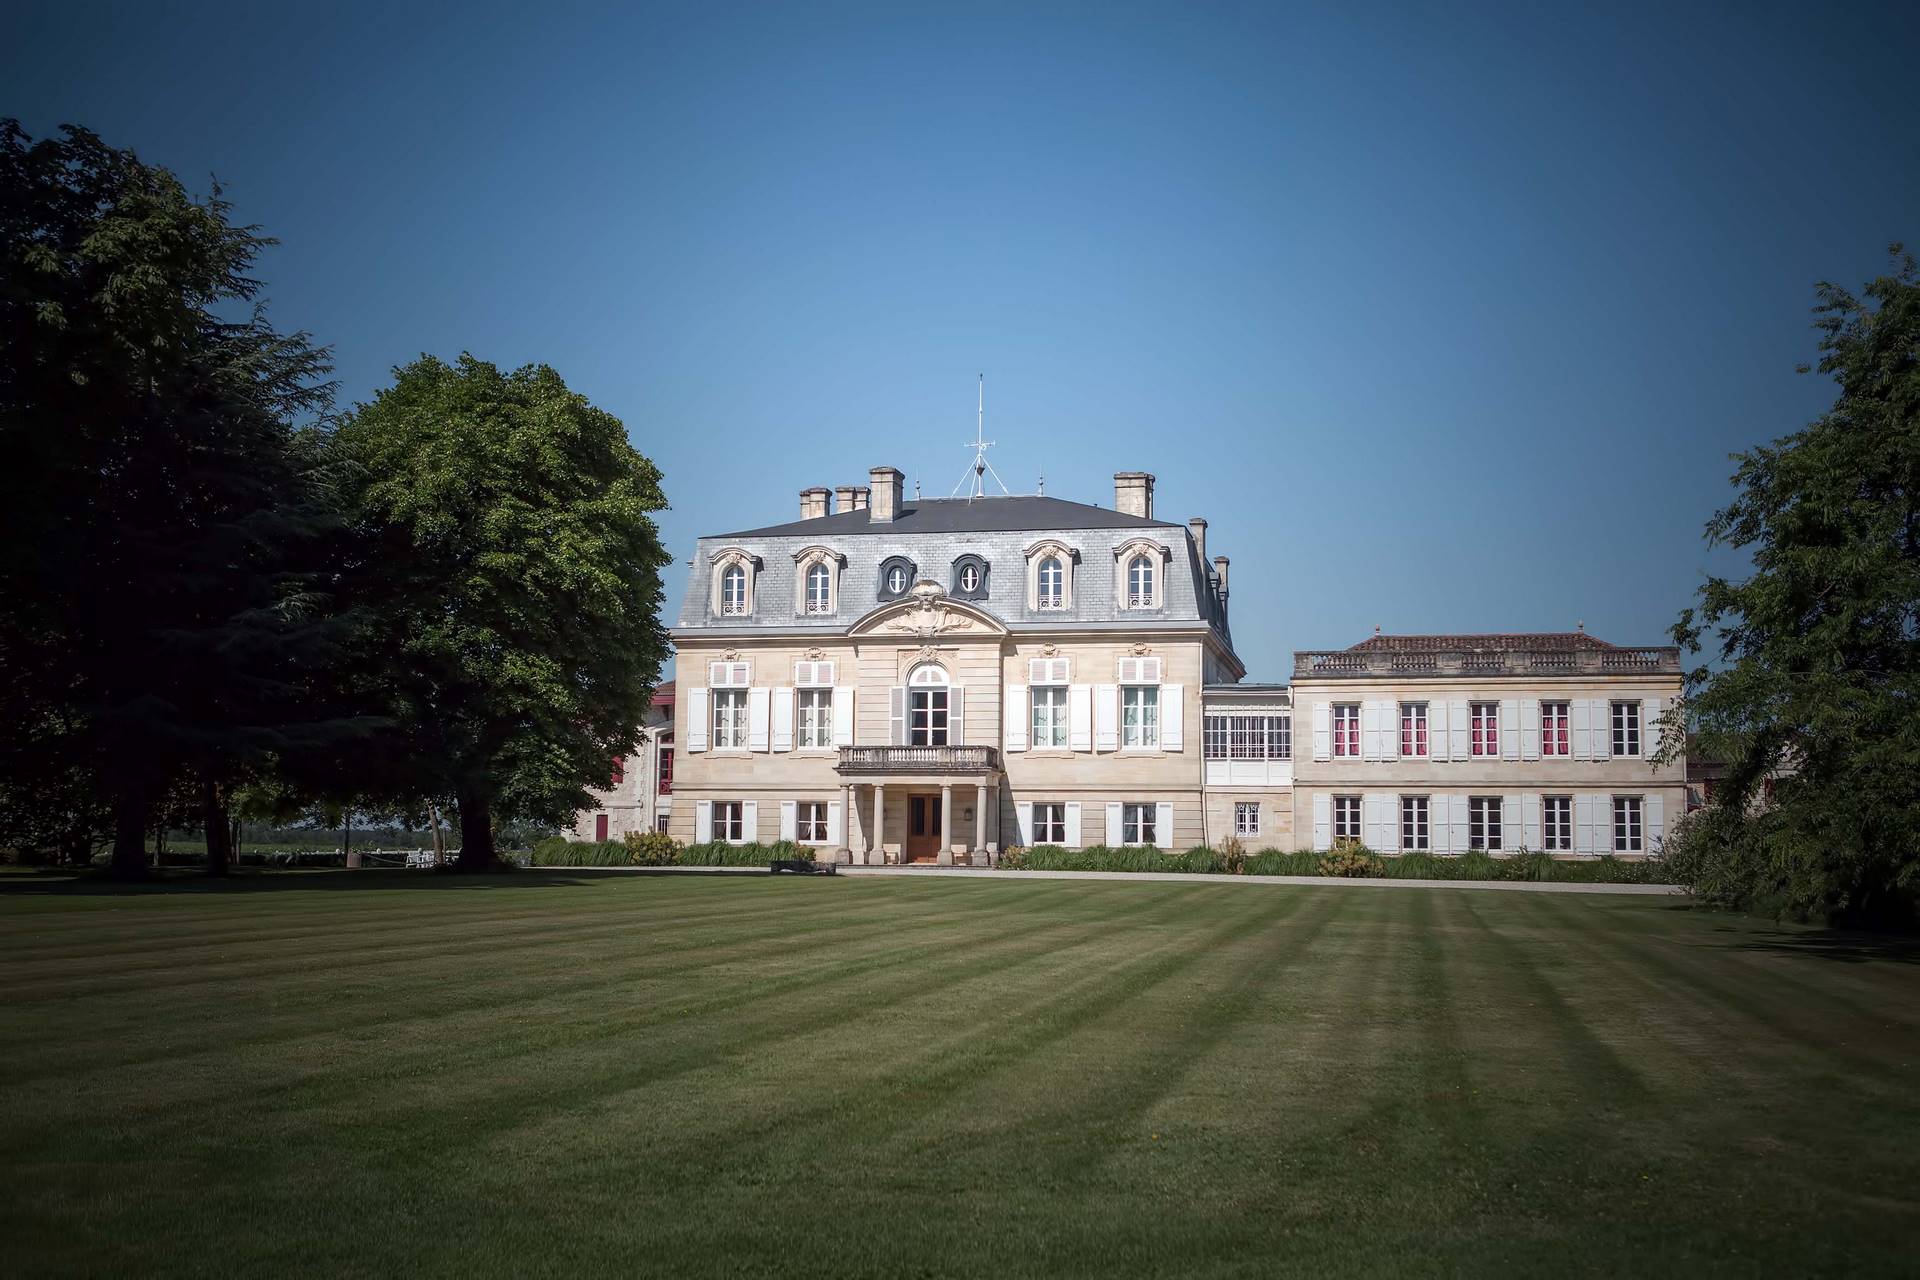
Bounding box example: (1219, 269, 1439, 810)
(2, 872, 1915, 1277)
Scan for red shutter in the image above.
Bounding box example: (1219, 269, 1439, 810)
(610, 756, 625, 785)
(657, 748, 674, 795)
(594, 813, 609, 841)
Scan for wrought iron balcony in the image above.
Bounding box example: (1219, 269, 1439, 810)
(1293, 647, 1681, 679)
(836, 745, 1000, 775)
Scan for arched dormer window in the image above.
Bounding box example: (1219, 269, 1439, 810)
(1024, 540, 1079, 612)
(792, 546, 846, 617)
(877, 555, 916, 602)
(1114, 538, 1170, 610)
(709, 548, 762, 618)
(951, 554, 989, 601)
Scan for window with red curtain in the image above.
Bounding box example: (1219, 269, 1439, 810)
(1470, 703, 1499, 756)
(1332, 704, 1360, 757)
(594, 813, 609, 841)
(1399, 703, 1428, 757)
(1541, 702, 1570, 756)
(610, 756, 625, 786)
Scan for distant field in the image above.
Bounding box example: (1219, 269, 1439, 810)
(2, 872, 1915, 1277)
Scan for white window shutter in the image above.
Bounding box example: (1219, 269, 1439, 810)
(1643, 697, 1663, 759)
(1364, 793, 1389, 850)
(1064, 802, 1081, 847)
(1429, 699, 1449, 762)
(1429, 795, 1448, 851)
(742, 801, 758, 843)
(1571, 699, 1592, 761)
(1521, 700, 1542, 761)
(1155, 802, 1174, 848)
(1523, 794, 1542, 849)
(1500, 700, 1520, 761)
(687, 688, 709, 752)
(1575, 795, 1596, 854)
(1360, 702, 1381, 762)
(779, 800, 797, 842)
(1592, 699, 1613, 760)
(771, 688, 794, 752)
(1386, 704, 1402, 759)
(1448, 700, 1470, 761)
(695, 800, 713, 843)
(1094, 685, 1119, 752)
(948, 685, 965, 746)
(827, 802, 843, 847)
(1162, 685, 1184, 751)
(1015, 801, 1034, 846)
(1311, 702, 1331, 761)
(1068, 685, 1092, 751)
(832, 686, 855, 746)
(1105, 802, 1123, 847)
(1449, 794, 1469, 855)
(1647, 794, 1665, 850)
(1501, 795, 1521, 851)
(889, 686, 907, 745)
(748, 688, 770, 751)
(1005, 685, 1029, 752)
(1312, 794, 1331, 851)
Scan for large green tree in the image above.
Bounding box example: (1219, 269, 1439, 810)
(0, 121, 349, 876)
(1669, 246, 1920, 925)
(331, 354, 670, 869)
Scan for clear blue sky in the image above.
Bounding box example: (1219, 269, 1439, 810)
(10, 1, 1917, 680)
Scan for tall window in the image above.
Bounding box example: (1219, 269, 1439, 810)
(1612, 796, 1643, 851)
(796, 802, 829, 843)
(908, 665, 949, 746)
(1032, 802, 1066, 844)
(712, 690, 747, 748)
(1122, 685, 1160, 748)
(1400, 702, 1428, 757)
(1400, 795, 1429, 851)
(1333, 795, 1362, 843)
(713, 801, 744, 842)
(720, 565, 748, 615)
(1235, 802, 1260, 837)
(1611, 702, 1641, 757)
(1205, 714, 1292, 760)
(1332, 704, 1360, 757)
(1122, 803, 1158, 845)
(656, 738, 674, 794)
(1126, 554, 1155, 607)
(1541, 702, 1570, 757)
(1036, 556, 1064, 609)
(610, 756, 624, 786)
(1470, 702, 1499, 757)
(1031, 686, 1069, 748)
(1542, 795, 1571, 851)
(804, 562, 831, 613)
(1468, 797, 1502, 851)
(798, 688, 833, 748)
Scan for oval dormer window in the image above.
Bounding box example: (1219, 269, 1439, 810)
(959, 563, 980, 592)
(887, 565, 908, 595)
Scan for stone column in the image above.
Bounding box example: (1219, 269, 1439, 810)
(872, 783, 886, 865)
(938, 783, 954, 865)
(974, 784, 988, 866)
(840, 783, 854, 863)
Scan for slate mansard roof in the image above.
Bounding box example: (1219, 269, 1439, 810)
(676, 494, 1230, 639)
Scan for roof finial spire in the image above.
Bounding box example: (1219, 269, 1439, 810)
(950, 373, 1011, 501)
(1037, 472, 1045, 496)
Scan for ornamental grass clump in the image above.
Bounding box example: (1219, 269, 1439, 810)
(1244, 849, 1319, 876)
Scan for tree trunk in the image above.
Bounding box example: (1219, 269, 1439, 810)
(109, 791, 150, 880)
(202, 775, 232, 877)
(428, 803, 445, 865)
(456, 790, 495, 871)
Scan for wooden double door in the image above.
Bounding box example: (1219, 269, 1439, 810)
(904, 793, 942, 862)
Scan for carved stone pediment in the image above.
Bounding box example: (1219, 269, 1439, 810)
(849, 584, 1007, 639)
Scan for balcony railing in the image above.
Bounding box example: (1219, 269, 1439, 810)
(836, 745, 1001, 775)
(1294, 647, 1681, 678)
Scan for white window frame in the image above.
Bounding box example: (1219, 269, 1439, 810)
(796, 801, 829, 844)
(1542, 795, 1572, 851)
(1032, 802, 1066, 844)
(1025, 540, 1078, 611)
(720, 565, 748, 615)
(1400, 795, 1430, 851)
(908, 663, 950, 747)
(711, 689, 748, 749)
(1234, 802, 1260, 837)
(1611, 702, 1642, 758)
(1332, 795, 1362, 843)
(1031, 685, 1069, 749)
(1204, 714, 1292, 761)
(1612, 795, 1643, 852)
(803, 562, 831, 613)
(713, 801, 745, 843)
(1037, 557, 1064, 608)
(1541, 701, 1571, 757)
(1468, 796, 1502, 851)
(1470, 702, 1499, 758)
(1121, 684, 1160, 749)
(1121, 802, 1158, 846)
(1331, 703, 1360, 758)
(1399, 702, 1429, 758)
(1126, 554, 1155, 608)
(958, 561, 981, 593)
(797, 687, 833, 748)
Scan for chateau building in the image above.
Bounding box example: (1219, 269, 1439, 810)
(580, 463, 1684, 861)
(573, 682, 675, 841)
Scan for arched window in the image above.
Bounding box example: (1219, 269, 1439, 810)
(804, 562, 831, 613)
(887, 564, 909, 596)
(1127, 554, 1155, 608)
(721, 564, 748, 615)
(908, 664, 950, 746)
(1037, 557, 1064, 610)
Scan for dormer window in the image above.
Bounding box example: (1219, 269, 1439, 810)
(709, 548, 761, 618)
(877, 556, 917, 602)
(950, 554, 989, 601)
(721, 566, 747, 614)
(1114, 538, 1169, 610)
(791, 546, 845, 617)
(1038, 558, 1064, 609)
(1127, 555, 1154, 608)
(1024, 540, 1079, 612)
(805, 563, 831, 613)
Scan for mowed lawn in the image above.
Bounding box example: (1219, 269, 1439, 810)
(2, 874, 1916, 1278)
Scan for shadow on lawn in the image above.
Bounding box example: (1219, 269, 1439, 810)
(1729, 928, 1920, 966)
(0, 868, 653, 897)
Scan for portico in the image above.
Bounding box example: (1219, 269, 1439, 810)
(836, 746, 1001, 865)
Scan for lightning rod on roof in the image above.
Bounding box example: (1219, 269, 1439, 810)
(951, 373, 1012, 501)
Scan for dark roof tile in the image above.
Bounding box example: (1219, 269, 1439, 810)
(717, 495, 1176, 540)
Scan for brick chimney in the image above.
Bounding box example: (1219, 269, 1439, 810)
(1187, 517, 1207, 563)
(868, 467, 904, 523)
(799, 487, 830, 519)
(1114, 472, 1155, 519)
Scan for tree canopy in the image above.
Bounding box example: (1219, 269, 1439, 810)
(1668, 246, 1920, 925)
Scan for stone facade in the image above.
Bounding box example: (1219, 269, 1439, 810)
(572, 684, 675, 841)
